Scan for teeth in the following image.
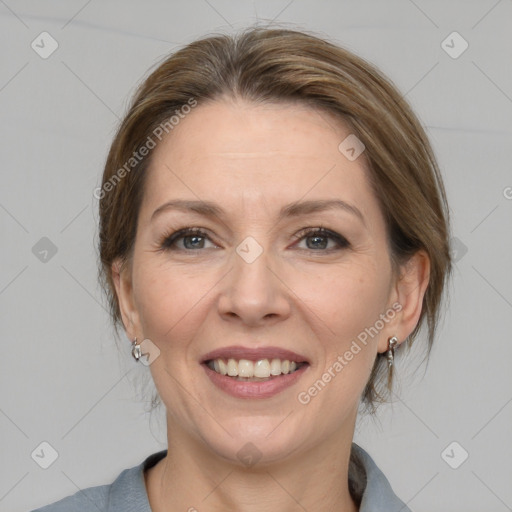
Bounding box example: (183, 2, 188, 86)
(254, 359, 270, 378)
(270, 358, 281, 376)
(208, 358, 302, 378)
(227, 358, 238, 377)
(238, 359, 253, 378)
(218, 359, 228, 375)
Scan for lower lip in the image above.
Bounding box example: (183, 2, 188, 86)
(202, 363, 309, 399)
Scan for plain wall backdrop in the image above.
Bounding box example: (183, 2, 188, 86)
(1, 1, 511, 511)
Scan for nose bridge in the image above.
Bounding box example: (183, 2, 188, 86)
(234, 236, 272, 291)
(218, 234, 290, 324)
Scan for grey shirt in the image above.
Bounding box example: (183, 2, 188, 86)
(31, 443, 410, 511)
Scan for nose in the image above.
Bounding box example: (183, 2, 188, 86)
(217, 245, 291, 327)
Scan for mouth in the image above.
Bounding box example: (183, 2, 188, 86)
(204, 358, 307, 381)
(200, 346, 310, 398)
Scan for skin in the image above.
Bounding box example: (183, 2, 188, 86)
(112, 97, 429, 512)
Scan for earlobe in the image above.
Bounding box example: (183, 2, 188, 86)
(378, 250, 430, 353)
(111, 257, 139, 339)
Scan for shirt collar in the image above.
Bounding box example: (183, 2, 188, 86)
(107, 443, 410, 511)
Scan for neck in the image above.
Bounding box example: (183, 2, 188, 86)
(145, 415, 359, 512)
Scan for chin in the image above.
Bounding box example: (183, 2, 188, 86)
(201, 416, 307, 467)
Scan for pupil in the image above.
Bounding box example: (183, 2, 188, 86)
(308, 235, 327, 249)
(184, 235, 203, 249)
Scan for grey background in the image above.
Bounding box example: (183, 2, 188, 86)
(1, 1, 511, 511)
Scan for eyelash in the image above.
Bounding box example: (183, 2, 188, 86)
(157, 226, 350, 253)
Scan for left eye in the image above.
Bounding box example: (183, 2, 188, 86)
(294, 228, 350, 251)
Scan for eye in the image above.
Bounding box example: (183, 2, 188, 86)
(158, 226, 349, 253)
(293, 227, 350, 251)
(159, 228, 217, 251)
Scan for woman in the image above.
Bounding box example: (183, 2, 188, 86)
(33, 27, 451, 512)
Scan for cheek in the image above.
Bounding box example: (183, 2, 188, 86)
(131, 256, 244, 377)
(291, 257, 390, 338)
(288, 258, 390, 396)
(132, 260, 217, 342)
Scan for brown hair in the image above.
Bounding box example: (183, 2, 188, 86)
(98, 27, 451, 409)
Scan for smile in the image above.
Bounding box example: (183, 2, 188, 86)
(200, 346, 310, 399)
(206, 358, 307, 380)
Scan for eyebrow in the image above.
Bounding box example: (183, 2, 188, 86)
(151, 198, 365, 225)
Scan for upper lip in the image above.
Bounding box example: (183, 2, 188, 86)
(201, 346, 309, 364)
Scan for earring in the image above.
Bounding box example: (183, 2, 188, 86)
(131, 337, 142, 362)
(386, 336, 398, 368)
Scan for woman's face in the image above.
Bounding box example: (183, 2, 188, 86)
(115, 98, 410, 465)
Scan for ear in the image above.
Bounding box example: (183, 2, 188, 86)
(377, 250, 430, 353)
(111, 257, 141, 341)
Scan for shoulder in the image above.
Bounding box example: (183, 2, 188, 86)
(350, 443, 411, 512)
(30, 482, 110, 512)
(30, 450, 167, 512)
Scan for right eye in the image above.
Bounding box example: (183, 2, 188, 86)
(159, 228, 218, 251)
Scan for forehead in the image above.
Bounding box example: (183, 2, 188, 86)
(140, 98, 379, 222)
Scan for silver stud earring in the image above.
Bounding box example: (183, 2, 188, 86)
(131, 337, 142, 362)
(386, 336, 398, 368)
